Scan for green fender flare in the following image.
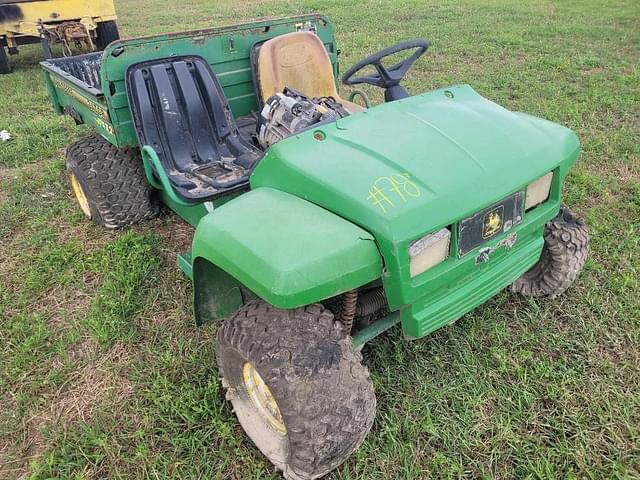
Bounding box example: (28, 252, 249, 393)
(192, 187, 383, 324)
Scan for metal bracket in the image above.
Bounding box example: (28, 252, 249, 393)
(475, 233, 518, 264)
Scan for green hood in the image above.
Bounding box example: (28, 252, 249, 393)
(251, 84, 579, 246)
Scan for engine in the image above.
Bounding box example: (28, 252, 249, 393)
(257, 87, 349, 148)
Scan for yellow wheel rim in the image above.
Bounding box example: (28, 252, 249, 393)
(242, 362, 286, 435)
(70, 173, 91, 218)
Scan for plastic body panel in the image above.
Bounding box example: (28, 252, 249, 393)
(40, 52, 116, 142)
(191, 188, 382, 311)
(251, 84, 580, 337)
(401, 201, 552, 338)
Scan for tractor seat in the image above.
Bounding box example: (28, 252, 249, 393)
(126, 55, 262, 202)
(254, 31, 364, 113)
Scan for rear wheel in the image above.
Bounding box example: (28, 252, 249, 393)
(216, 300, 376, 480)
(65, 134, 159, 228)
(0, 43, 10, 74)
(95, 21, 120, 50)
(511, 205, 589, 298)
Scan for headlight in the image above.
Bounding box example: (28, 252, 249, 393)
(525, 172, 553, 210)
(409, 227, 451, 277)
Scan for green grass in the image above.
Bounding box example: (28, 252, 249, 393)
(1, 0, 639, 478)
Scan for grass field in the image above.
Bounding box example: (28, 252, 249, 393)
(1, 0, 639, 478)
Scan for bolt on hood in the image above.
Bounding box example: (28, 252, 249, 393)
(251, 84, 580, 246)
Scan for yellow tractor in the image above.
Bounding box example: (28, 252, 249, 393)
(0, 0, 119, 73)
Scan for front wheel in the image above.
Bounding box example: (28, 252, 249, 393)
(511, 204, 590, 298)
(216, 301, 376, 480)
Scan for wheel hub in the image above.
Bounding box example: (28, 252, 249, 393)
(242, 362, 286, 435)
(70, 173, 91, 218)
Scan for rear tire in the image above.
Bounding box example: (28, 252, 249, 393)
(65, 134, 159, 228)
(95, 21, 120, 50)
(511, 204, 589, 298)
(216, 300, 376, 480)
(0, 44, 10, 74)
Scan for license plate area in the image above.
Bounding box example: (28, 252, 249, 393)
(458, 191, 524, 256)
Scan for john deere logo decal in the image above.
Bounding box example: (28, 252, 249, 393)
(482, 206, 504, 238)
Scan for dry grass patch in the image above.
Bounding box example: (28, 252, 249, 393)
(38, 285, 96, 333)
(136, 214, 194, 262)
(5, 342, 136, 478)
(48, 363, 134, 424)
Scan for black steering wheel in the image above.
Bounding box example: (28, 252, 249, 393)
(341, 39, 429, 102)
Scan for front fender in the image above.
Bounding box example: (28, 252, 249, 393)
(192, 187, 382, 323)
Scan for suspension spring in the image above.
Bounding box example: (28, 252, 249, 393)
(355, 288, 388, 317)
(337, 289, 358, 333)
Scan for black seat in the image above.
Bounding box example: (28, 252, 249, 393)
(126, 55, 262, 202)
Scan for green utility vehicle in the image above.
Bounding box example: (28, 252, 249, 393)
(41, 15, 590, 480)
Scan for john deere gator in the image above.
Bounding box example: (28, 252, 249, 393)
(40, 15, 590, 479)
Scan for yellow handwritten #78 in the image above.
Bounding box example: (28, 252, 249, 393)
(367, 173, 421, 213)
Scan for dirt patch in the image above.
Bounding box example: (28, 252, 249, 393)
(0, 230, 25, 274)
(0, 166, 21, 183)
(48, 364, 134, 424)
(68, 338, 98, 362)
(136, 216, 196, 333)
(40, 271, 103, 333)
(136, 214, 194, 263)
(4, 343, 135, 479)
(0, 394, 48, 480)
(45, 343, 135, 435)
(0, 164, 45, 206)
(584, 161, 640, 184)
(50, 216, 118, 257)
(0, 247, 21, 280)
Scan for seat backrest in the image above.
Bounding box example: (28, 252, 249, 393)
(256, 31, 339, 103)
(126, 55, 261, 201)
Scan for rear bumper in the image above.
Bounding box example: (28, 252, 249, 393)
(400, 202, 555, 339)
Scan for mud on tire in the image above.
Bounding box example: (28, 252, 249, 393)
(511, 204, 589, 298)
(216, 300, 376, 480)
(66, 134, 159, 228)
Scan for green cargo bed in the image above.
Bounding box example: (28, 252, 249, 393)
(40, 14, 337, 147)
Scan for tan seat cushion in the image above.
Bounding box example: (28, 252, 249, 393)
(257, 31, 363, 113)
